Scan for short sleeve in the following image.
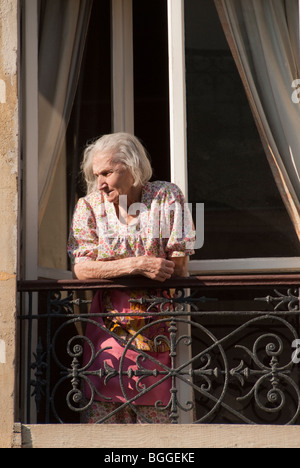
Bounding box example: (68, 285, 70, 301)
(67, 198, 99, 264)
(163, 184, 195, 258)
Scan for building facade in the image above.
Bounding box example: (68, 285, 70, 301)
(1, 0, 300, 448)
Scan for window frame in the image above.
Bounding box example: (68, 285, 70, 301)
(22, 0, 39, 281)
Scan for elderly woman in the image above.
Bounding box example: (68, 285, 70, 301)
(67, 133, 195, 424)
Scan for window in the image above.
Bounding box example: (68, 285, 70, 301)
(22, 0, 299, 282)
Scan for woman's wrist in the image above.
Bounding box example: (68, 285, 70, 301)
(129, 256, 144, 276)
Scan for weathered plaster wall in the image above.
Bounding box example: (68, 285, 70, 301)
(0, 0, 19, 448)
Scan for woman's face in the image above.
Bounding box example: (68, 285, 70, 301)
(92, 152, 135, 204)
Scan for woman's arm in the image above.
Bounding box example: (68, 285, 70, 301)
(73, 256, 176, 282)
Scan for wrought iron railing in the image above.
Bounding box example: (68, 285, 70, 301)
(17, 275, 300, 425)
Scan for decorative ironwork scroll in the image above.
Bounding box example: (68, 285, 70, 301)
(255, 288, 300, 312)
(20, 285, 300, 425)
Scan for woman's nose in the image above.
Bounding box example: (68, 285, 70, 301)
(97, 175, 107, 190)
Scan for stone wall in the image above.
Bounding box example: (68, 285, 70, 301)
(0, 0, 19, 448)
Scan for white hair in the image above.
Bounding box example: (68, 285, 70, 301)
(81, 133, 153, 195)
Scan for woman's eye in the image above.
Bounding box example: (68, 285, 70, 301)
(94, 170, 113, 179)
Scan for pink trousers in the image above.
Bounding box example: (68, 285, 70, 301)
(83, 291, 172, 406)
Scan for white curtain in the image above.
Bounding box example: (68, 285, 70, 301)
(38, 0, 92, 269)
(214, 0, 300, 240)
(38, 0, 92, 224)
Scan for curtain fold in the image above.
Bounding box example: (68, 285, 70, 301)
(214, 0, 300, 240)
(38, 0, 92, 226)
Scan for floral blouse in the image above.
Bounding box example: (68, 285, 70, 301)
(67, 180, 195, 352)
(67, 180, 195, 264)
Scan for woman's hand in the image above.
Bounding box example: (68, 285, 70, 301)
(134, 256, 175, 282)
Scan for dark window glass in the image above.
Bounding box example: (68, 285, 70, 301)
(67, 0, 112, 215)
(133, 0, 170, 182)
(185, 0, 300, 259)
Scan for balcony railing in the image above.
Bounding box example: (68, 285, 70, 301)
(17, 274, 300, 425)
